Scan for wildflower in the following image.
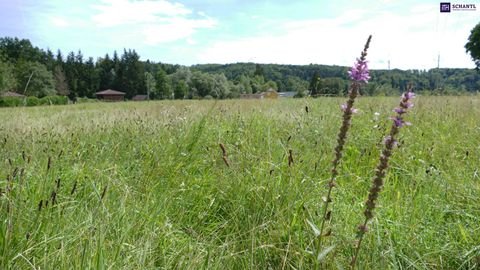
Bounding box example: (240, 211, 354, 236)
(350, 87, 415, 268)
(317, 35, 372, 251)
(341, 104, 359, 114)
(348, 59, 370, 83)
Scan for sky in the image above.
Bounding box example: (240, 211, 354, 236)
(0, 0, 479, 69)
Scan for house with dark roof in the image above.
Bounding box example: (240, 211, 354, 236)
(95, 89, 125, 102)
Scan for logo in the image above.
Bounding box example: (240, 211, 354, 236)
(440, 2, 451, 12)
(440, 2, 477, 12)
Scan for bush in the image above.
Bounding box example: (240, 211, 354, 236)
(0, 95, 69, 107)
(40, 95, 69, 105)
(0, 97, 24, 107)
(26, 96, 40, 106)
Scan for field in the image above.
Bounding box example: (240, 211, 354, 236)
(1, 96, 479, 269)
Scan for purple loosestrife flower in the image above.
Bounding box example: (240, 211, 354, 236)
(348, 58, 370, 83)
(341, 104, 359, 114)
(350, 87, 415, 269)
(316, 35, 372, 252)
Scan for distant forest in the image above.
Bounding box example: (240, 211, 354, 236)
(0, 37, 479, 100)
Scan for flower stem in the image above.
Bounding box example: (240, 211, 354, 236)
(350, 87, 415, 269)
(316, 34, 372, 256)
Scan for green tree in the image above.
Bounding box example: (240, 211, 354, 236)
(0, 58, 17, 93)
(53, 65, 69, 96)
(262, 80, 277, 92)
(286, 76, 309, 97)
(238, 75, 252, 94)
(15, 61, 56, 97)
(144, 71, 156, 100)
(96, 54, 115, 90)
(190, 71, 214, 98)
(169, 67, 191, 99)
(154, 68, 172, 99)
(465, 22, 480, 69)
(211, 73, 230, 99)
(0, 37, 43, 63)
(254, 64, 264, 78)
(173, 80, 188, 99)
(250, 75, 265, 93)
(309, 71, 321, 96)
(118, 49, 145, 98)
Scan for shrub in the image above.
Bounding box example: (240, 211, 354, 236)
(40, 95, 69, 105)
(0, 97, 23, 107)
(26, 96, 40, 106)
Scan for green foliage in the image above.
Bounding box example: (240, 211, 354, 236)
(190, 71, 214, 98)
(237, 74, 252, 94)
(170, 67, 191, 99)
(210, 73, 230, 98)
(0, 96, 23, 107)
(1, 36, 479, 100)
(117, 49, 145, 98)
(0, 95, 70, 107)
(53, 65, 69, 96)
(0, 58, 17, 93)
(144, 72, 155, 100)
(39, 95, 69, 105)
(25, 96, 40, 106)
(15, 61, 56, 97)
(465, 21, 480, 69)
(318, 77, 346, 96)
(250, 75, 265, 93)
(254, 63, 265, 78)
(154, 68, 172, 99)
(309, 71, 321, 96)
(286, 76, 308, 97)
(262, 80, 278, 92)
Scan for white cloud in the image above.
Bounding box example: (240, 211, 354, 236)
(50, 16, 70, 28)
(197, 4, 478, 69)
(91, 0, 190, 27)
(90, 0, 217, 45)
(143, 17, 216, 44)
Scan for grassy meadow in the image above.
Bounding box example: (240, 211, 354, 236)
(1, 96, 479, 269)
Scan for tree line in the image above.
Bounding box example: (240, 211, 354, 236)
(0, 36, 479, 101)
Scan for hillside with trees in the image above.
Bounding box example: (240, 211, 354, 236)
(1, 36, 479, 101)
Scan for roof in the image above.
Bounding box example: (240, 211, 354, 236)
(2, 91, 25, 97)
(132, 95, 148, 101)
(278, 91, 296, 98)
(95, 89, 126, 96)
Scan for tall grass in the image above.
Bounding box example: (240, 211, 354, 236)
(0, 97, 479, 269)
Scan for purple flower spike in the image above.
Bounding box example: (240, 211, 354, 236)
(341, 104, 359, 114)
(320, 35, 372, 257)
(352, 87, 415, 268)
(403, 91, 416, 100)
(391, 117, 404, 127)
(393, 108, 406, 114)
(348, 59, 370, 83)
